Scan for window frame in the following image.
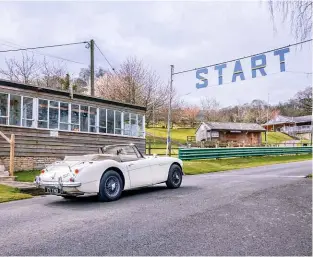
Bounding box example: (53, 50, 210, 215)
(0, 92, 146, 138)
(0, 93, 9, 125)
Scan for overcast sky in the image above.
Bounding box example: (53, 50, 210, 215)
(0, 0, 311, 108)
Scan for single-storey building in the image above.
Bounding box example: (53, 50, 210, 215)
(262, 114, 312, 134)
(195, 121, 266, 146)
(0, 79, 146, 171)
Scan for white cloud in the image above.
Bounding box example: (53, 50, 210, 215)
(0, 0, 311, 107)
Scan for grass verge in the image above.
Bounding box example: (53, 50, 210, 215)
(183, 154, 312, 175)
(0, 184, 32, 203)
(15, 170, 41, 182)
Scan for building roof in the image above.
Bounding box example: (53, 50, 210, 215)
(262, 115, 312, 126)
(203, 121, 266, 132)
(0, 79, 146, 111)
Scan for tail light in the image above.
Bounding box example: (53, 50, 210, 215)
(69, 177, 75, 182)
(41, 169, 45, 174)
(74, 169, 79, 175)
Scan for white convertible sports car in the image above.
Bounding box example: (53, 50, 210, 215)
(34, 144, 184, 202)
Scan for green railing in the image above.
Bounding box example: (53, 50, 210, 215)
(178, 146, 312, 160)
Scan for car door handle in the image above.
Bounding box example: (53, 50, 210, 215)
(128, 163, 134, 167)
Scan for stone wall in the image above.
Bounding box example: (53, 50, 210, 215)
(0, 156, 61, 172)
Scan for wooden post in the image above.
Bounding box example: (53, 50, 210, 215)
(9, 134, 15, 176)
(148, 140, 151, 156)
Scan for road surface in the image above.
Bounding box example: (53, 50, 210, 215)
(0, 161, 312, 256)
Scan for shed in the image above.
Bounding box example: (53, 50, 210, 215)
(195, 121, 266, 145)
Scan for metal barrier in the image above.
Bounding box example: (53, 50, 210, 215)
(178, 146, 312, 160)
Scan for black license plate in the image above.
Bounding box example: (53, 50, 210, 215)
(45, 187, 61, 195)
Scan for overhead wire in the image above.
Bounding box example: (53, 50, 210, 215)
(173, 39, 313, 75)
(94, 42, 117, 74)
(0, 41, 88, 53)
(0, 41, 87, 65)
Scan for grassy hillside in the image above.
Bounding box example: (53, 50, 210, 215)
(146, 128, 294, 145)
(146, 128, 196, 144)
(261, 132, 293, 144)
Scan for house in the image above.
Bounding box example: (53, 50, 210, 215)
(195, 121, 266, 146)
(262, 115, 312, 138)
(0, 79, 146, 171)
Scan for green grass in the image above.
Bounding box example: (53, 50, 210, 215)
(15, 170, 40, 182)
(146, 128, 195, 144)
(183, 154, 312, 175)
(147, 128, 295, 145)
(261, 132, 293, 144)
(306, 174, 312, 178)
(0, 184, 32, 203)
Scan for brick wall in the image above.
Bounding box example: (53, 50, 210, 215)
(0, 157, 61, 172)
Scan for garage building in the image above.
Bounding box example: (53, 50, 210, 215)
(195, 121, 266, 146)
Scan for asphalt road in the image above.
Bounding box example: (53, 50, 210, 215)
(0, 161, 312, 256)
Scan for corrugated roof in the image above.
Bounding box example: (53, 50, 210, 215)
(293, 115, 312, 123)
(263, 115, 312, 125)
(204, 122, 266, 131)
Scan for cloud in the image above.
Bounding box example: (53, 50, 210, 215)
(0, 1, 311, 107)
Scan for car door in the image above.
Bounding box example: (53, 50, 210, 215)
(148, 157, 170, 184)
(119, 146, 153, 188)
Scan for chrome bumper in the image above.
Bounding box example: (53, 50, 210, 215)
(34, 176, 81, 192)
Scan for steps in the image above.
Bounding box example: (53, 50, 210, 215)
(0, 165, 16, 181)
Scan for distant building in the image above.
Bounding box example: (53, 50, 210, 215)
(195, 121, 266, 146)
(262, 115, 312, 138)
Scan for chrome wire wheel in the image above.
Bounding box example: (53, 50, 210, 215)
(104, 176, 120, 198)
(172, 169, 182, 186)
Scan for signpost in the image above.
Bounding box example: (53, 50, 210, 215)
(195, 47, 290, 89)
(166, 40, 311, 156)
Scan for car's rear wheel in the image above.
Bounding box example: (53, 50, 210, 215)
(98, 170, 123, 202)
(166, 164, 183, 189)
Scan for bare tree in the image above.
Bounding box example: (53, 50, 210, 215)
(268, 0, 312, 41)
(183, 104, 200, 127)
(200, 97, 220, 121)
(295, 86, 312, 112)
(0, 52, 40, 84)
(37, 57, 67, 89)
(95, 56, 169, 126)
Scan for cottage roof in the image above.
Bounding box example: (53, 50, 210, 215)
(203, 122, 266, 132)
(262, 115, 312, 126)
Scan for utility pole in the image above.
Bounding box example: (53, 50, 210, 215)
(90, 39, 95, 96)
(166, 65, 174, 156)
(266, 92, 270, 145)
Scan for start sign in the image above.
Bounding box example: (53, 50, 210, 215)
(196, 47, 290, 88)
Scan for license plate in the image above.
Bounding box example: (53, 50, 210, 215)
(45, 187, 60, 195)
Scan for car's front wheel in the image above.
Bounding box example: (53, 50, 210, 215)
(166, 164, 183, 189)
(98, 170, 123, 202)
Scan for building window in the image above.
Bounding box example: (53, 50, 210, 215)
(80, 105, 88, 132)
(0, 93, 8, 125)
(99, 108, 106, 133)
(124, 112, 130, 135)
(38, 99, 48, 128)
(22, 97, 33, 128)
(130, 113, 137, 136)
(9, 94, 21, 126)
(138, 115, 144, 137)
(89, 107, 97, 133)
(49, 101, 59, 129)
(107, 109, 114, 134)
(60, 102, 69, 131)
(115, 111, 122, 135)
(71, 104, 79, 131)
